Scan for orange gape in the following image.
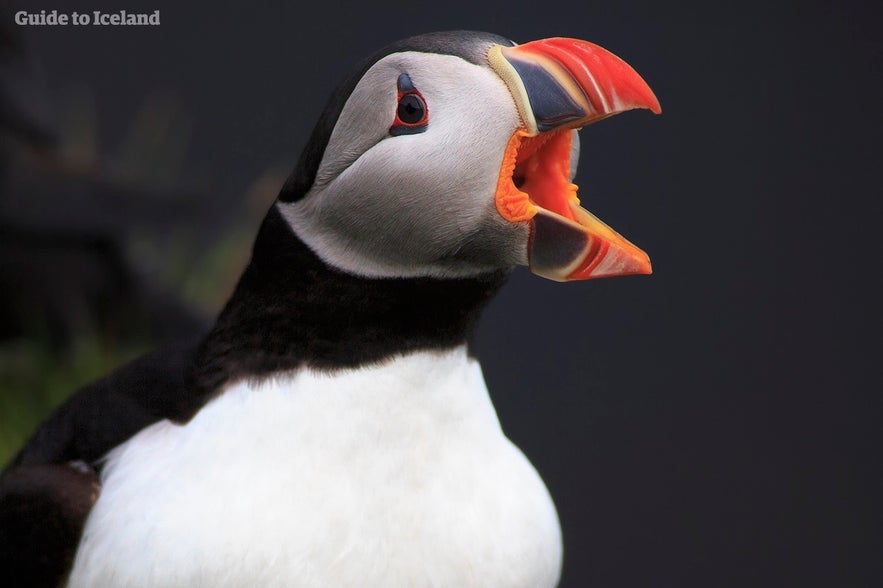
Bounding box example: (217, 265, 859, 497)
(494, 129, 580, 224)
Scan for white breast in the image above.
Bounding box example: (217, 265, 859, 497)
(67, 347, 562, 588)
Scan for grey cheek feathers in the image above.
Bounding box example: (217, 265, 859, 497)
(278, 51, 531, 280)
(278, 197, 529, 280)
(311, 62, 397, 190)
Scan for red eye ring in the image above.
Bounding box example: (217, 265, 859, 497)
(395, 92, 428, 126)
(390, 74, 428, 136)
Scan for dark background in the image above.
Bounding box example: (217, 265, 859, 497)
(5, 0, 880, 586)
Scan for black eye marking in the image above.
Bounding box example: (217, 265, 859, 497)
(398, 72, 417, 92)
(390, 73, 429, 136)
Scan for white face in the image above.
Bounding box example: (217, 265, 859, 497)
(279, 50, 536, 279)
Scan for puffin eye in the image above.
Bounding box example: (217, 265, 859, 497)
(390, 73, 429, 136)
(397, 94, 426, 125)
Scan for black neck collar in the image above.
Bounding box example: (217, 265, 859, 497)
(189, 205, 509, 396)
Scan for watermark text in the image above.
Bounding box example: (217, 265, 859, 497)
(15, 10, 161, 26)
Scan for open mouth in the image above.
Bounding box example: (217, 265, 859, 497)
(496, 129, 578, 224)
(494, 127, 653, 281)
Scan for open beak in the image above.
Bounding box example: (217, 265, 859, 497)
(488, 38, 661, 281)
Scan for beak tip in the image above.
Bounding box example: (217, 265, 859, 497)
(648, 94, 662, 115)
(622, 254, 654, 278)
(636, 252, 653, 275)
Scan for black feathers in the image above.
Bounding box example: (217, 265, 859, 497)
(8, 338, 202, 470)
(0, 464, 99, 588)
(189, 205, 509, 396)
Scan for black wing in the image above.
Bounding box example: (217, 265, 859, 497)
(0, 337, 204, 587)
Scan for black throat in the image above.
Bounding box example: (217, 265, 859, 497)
(189, 205, 509, 397)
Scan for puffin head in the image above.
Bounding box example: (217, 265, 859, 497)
(276, 31, 660, 282)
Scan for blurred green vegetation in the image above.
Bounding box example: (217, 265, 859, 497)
(0, 336, 148, 466)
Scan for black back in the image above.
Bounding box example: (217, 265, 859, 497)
(0, 464, 98, 587)
(7, 338, 202, 469)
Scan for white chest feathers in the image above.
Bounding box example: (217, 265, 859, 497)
(67, 347, 562, 587)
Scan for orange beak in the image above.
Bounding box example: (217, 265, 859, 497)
(488, 38, 660, 281)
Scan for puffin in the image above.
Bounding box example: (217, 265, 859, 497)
(0, 31, 660, 587)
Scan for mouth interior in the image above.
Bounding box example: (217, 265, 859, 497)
(495, 129, 580, 224)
